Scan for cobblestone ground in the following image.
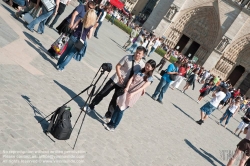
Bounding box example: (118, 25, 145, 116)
(0, 2, 245, 166)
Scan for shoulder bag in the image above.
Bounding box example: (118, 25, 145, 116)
(41, 0, 56, 11)
(74, 23, 85, 52)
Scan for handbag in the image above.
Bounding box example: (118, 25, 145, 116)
(74, 23, 85, 52)
(22, 13, 34, 24)
(170, 74, 177, 81)
(116, 58, 135, 97)
(160, 70, 166, 76)
(51, 34, 70, 55)
(41, 0, 56, 11)
(199, 87, 208, 93)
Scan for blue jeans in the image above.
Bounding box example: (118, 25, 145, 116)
(94, 21, 103, 37)
(152, 77, 171, 102)
(220, 109, 233, 125)
(107, 105, 129, 128)
(27, 6, 54, 34)
(126, 42, 139, 54)
(57, 35, 79, 70)
(148, 47, 156, 57)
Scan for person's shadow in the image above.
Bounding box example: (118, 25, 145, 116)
(172, 103, 196, 121)
(109, 38, 124, 50)
(53, 80, 104, 124)
(184, 139, 225, 166)
(21, 95, 50, 133)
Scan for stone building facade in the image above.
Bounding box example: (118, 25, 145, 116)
(140, 0, 250, 96)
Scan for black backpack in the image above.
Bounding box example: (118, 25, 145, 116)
(47, 106, 73, 140)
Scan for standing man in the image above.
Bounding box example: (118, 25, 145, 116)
(84, 46, 146, 122)
(227, 126, 250, 166)
(45, 0, 71, 29)
(148, 38, 162, 57)
(94, 5, 108, 39)
(122, 26, 139, 49)
(151, 60, 182, 104)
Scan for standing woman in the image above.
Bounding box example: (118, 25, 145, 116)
(104, 60, 156, 131)
(219, 96, 241, 128)
(181, 68, 199, 93)
(56, 9, 97, 71)
(170, 63, 187, 90)
(234, 109, 250, 137)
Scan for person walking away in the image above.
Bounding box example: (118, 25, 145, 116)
(181, 68, 199, 93)
(126, 34, 145, 54)
(170, 63, 188, 90)
(56, 9, 97, 71)
(219, 97, 241, 128)
(104, 60, 156, 131)
(235, 109, 250, 137)
(147, 38, 162, 57)
(122, 26, 139, 49)
(26, 0, 60, 34)
(151, 60, 182, 104)
(56, 1, 95, 34)
(108, 8, 117, 25)
(154, 51, 171, 72)
(196, 86, 227, 125)
(227, 126, 250, 166)
(15, 0, 40, 18)
(45, 0, 71, 29)
(196, 81, 214, 103)
(84, 46, 146, 122)
(218, 88, 231, 110)
(93, 5, 108, 39)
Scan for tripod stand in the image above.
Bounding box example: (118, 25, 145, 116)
(39, 64, 112, 149)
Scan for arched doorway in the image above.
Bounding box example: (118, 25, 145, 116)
(227, 65, 245, 86)
(239, 73, 250, 95)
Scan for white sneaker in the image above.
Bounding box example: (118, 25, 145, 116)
(103, 117, 111, 123)
(196, 100, 200, 103)
(83, 106, 93, 113)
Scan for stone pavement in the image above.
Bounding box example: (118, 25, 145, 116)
(0, 2, 245, 166)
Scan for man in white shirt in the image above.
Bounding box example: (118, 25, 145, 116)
(196, 86, 227, 125)
(94, 5, 108, 39)
(148, 38, 162, 57)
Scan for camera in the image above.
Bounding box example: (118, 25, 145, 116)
(101, 63, 112, 72)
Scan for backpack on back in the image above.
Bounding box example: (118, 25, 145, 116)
(47, 105, 73, 140)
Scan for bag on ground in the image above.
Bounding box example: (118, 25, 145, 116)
(47, 105, 72, 140)
(23, 13, 34, 24)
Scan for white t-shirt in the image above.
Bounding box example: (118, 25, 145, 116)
(210, 91, 226, 107)
(142, 40, 149, 47)
(153, 40, 161, 49)
(100, 11, 107, 22)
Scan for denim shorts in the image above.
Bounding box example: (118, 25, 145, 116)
(200, 102, 216, 115)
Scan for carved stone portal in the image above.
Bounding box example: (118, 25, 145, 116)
(216, 36, 231, 52)
(165, 4, 178, 20)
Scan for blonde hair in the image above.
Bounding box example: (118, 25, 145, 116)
(81, 9, 97, 28)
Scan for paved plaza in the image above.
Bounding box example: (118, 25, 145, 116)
(0, 2, 246, 166)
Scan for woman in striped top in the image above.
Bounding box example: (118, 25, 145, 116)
(104, 59, 156, 132)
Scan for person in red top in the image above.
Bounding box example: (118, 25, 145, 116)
(234, 89, 241, 98)
(170, 63, 187, 90)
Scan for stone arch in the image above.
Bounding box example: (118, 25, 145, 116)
(212, 34, 250, 80)
(164, 6, 220, 65)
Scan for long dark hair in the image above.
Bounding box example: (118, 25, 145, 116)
(141, 59, 156, 81)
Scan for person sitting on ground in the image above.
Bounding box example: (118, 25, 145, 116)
(104, 59, 156, 132)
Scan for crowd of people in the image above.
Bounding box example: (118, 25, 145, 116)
(6, 0, 250, 165)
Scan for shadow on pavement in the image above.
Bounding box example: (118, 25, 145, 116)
(24, 39, 57, 68)
(172, 103, 196, 121)
(154, 74, 161, 81)
(109, 38, 124, 50)
(184, 139, 224, 166)
(53, 80, 103, 124)
(21, 95, 50, 133)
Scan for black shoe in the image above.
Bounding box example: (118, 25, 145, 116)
(151, 95, 156, 100)
(196, 120, 204, 125)
(157, 99, 163, 104)
(94, 35, 98, 39)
